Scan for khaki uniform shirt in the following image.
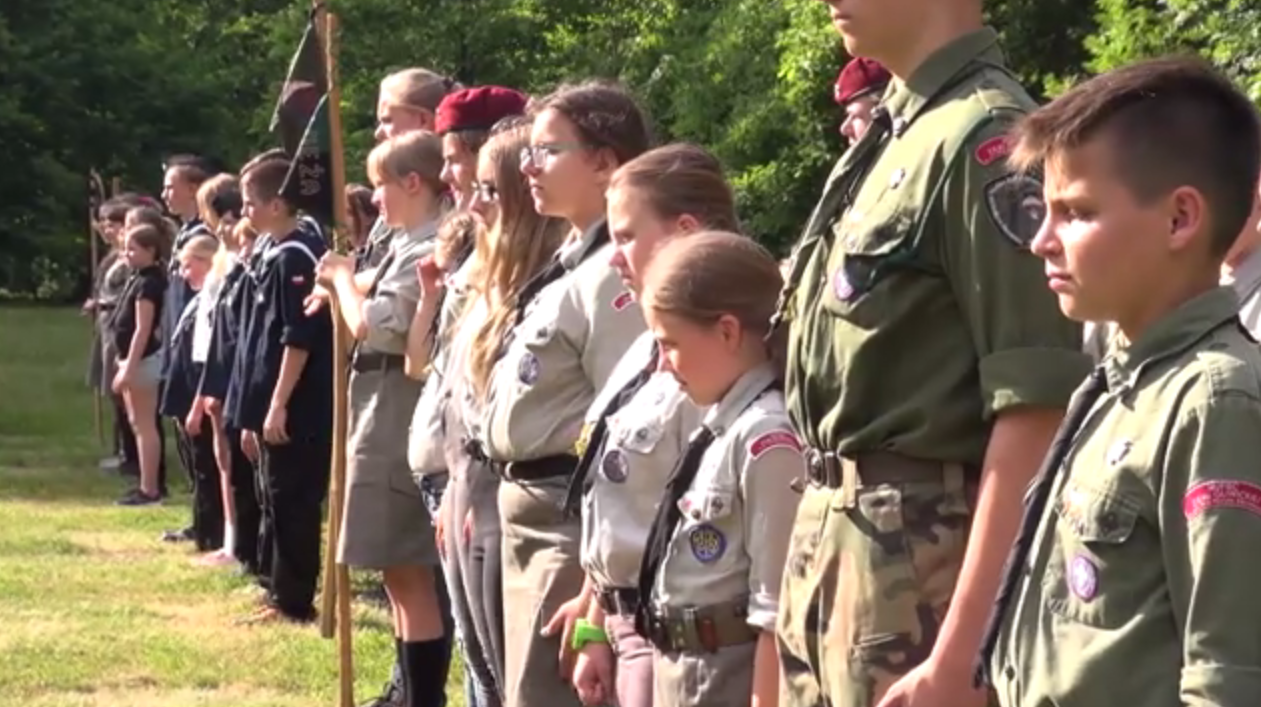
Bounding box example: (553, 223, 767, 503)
(580, 331, 703, 589)
(652, 364, 804, 632)
(482, 228, 644, 461)
(361, 220, 438, 356)
(1221, 246, 1261, 336)
(784, 28, 1090, 460)
(993, 287, 1261, 707)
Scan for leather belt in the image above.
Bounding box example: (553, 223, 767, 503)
(597, 586, 640, 617)
(644, 598, 757, 654)
(804, 448, 971, 509)
(502, 454, 578, 482)
(351, 351, 405, 373)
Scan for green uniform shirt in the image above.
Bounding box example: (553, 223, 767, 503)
(784, 28, 1090, 461)
(993, 287, 1261, 706)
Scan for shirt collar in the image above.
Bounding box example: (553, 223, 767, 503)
(1104, 286, 1241, 392)
(1222, 246, 1261, 301)
(559, 219, 609, 270)
(882, 27, 1006, 132)
(703, 362, 778, 435)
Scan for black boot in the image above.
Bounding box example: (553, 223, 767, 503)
(401, 637, 452, 707)
(358, 641, 405, 707)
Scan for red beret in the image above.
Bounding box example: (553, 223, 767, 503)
(435, 86, 529, 135)
(834, 58, 892, 106)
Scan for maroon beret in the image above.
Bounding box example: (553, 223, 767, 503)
(834, 58, 892, 106)
(435, 86, 529, 135)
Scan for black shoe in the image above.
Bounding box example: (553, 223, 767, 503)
(116, 489, 163, 506)
(160, 527, 195, 543)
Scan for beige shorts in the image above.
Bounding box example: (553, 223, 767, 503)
(119, 353, 161, 389)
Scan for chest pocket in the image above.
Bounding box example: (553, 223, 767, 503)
(676, 482, 737, 568)
(821, 209, 921, 327)
(1044, 484, 1147, 629)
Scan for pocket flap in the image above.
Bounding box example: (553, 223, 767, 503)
(1057, 485, 1139, 544)
(678, 486, 736, 523)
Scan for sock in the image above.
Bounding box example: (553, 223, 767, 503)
(402, 638, 452, 707)
(222, 522, 236, 557)
(394, 638, 407, 703)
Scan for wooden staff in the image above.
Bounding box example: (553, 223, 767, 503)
(313, 6, 356, 706)
(88, 170, 106, 448)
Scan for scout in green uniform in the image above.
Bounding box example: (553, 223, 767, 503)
(774, 2, 1091, 706)
(978, 57, 1261, 707)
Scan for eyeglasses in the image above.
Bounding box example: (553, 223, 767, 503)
(519, 142, 586, 168)
(472, 181, 499, 204)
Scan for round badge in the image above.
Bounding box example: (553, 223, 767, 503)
(517, 353, 540, 386)
(833, 269, 854, 301)
(688, 524, 727, 564)
(601, 449, 629, 484)
(1069, 555, 1098, 601)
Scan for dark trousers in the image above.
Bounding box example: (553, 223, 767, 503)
(259, 436, 331, 621)
(227, 428, 262, 575)
(176, 421, 224, 551)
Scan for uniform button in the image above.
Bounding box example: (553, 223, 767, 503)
(1004, 665, 1016, 679)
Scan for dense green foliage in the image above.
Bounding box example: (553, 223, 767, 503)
(0, 0, 1256, 299)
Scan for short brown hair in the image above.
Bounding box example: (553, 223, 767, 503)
(124, 224, 171, 262)
(240, 150, 294, 212)
(367, 130, 446, 195)
(533, 80, 652, 166)
(380, 69, 461, 112)
(196, 174, 241, 231)
(608, 144, 739, 232)
(643, 231, 781, 335)
(1010, 56, 1261, 257)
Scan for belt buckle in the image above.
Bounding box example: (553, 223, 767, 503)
(805, 448, 825, 485)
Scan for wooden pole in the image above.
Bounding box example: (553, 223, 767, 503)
(88, 170, 103, 448)
(318, 7, 356, 707)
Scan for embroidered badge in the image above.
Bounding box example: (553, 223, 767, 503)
(291, 274, 307, 285)
(1106, 439, 1132, 466)
(612, 291, 635, 312)
(749, 430, 803, 459)
(833, 269, 855, 302)
(689, 524, 727, 564)
(984, 174, 1046, 249)
(601, 449, 629, 483)
(1183, 480, 1261, 521)
(517, 353, 540, 386)
(1069, 555, 1098, 601)
(974, 136, 1011, 167)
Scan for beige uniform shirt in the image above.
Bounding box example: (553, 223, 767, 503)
(361, 220, 438, 356)
(1222, 246, 1261, 336)
(993, 287, 1261, 707)
(482, 227, 644, 461)
(581, 331, 702, 589)
(407, 254, 475, 477)
(653, 363, 804, 632)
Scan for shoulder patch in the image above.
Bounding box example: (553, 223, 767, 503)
(974, 136, 1010, 167)
(984, 173, 1045, 249)
(748, 430, 802, 459)
(1184, 480, 1261, 521)
(612, 291, 635, 312)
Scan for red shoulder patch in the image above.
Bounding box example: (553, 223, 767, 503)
(748, 430, 802, 459)
(612, 291, 635, 311)
(290, 274, 307, 285)
(1183, 480, 1261, 520)
(974, 136, 1010, 167)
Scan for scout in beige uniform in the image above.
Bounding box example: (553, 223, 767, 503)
(564, 144, 739, 707)
(633, 232, 802, 707)
(481, 82, 651, 707)
(775, 3, 1091, 706)
(977, 57, 1261, 707)
(318, 130, 448, 707)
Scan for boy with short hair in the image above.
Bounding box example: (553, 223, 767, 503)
(236, 153, 334, 624)
(980, 57, 1261, 707)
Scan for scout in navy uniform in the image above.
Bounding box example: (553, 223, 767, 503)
(633, 232, 802, 707)
(774, 2, 1092, 706)
(199, 218, 264, 576)
(480, 82, 650, 707)
(977, 57, 1261, 707)
(834, 57, 891, 144)
(318, 131, 452, 707)
(108, 224, 170, 506)
(565, 144, 738, 707)
(235, 153, 334, 624)
(159, 233, 224, 551)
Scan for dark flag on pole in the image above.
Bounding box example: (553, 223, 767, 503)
(270, 7, 335, 227)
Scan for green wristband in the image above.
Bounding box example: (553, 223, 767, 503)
(571, 618, 609, 651)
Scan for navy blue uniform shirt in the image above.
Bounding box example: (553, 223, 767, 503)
(159, 218, 212, 384)
(199, 261, 249, 403)
(223, 234, 274, 430)
(159, 292, 204, 419)
(235, 222, 333, 440)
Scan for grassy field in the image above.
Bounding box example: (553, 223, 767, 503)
(0, 306, 462, 707)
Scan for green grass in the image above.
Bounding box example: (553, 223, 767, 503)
(0, 306, 464, 707)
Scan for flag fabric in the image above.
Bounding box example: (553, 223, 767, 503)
(270, 10, 335, 228)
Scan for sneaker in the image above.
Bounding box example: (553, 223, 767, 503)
(98, 456, 122, 470)
(194, 549, 238, 568)
(116, 489, 162, 506)
(160, 527, 195, 543)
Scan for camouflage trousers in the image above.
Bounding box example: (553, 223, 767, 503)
(776, 454, 975, 707)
